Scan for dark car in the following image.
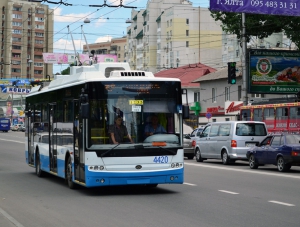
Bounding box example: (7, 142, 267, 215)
(246, 133, 300, 172)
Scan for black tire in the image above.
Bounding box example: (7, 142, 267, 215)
(146, 184, 158, 188)
(221, 150, 230, 165)
(249, 154, 258, 169)
(36, 151, 44, 177)
(195, 149, 203, 162)
(66, 156, 76, 189)
(277, 157, 290, 172)
(186, 154, 194, 160)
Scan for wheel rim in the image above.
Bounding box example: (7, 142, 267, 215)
(277, 158, 284, 171)
(196, 150, 200, 160)
(222, 152, 227, 163)
(249, 155, 255, 168)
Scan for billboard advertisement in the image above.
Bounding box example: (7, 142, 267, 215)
(210, 0, 300, 17)
(42, 53, 118, 64)
(249, 49, 300, 94)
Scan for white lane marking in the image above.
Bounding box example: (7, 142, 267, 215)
(0, 138, 24, 144)
(0, 207, 25, 227)
(219, 190, 239, 195)
(269, 200, 295, 207)
(185, 163, 300, 180)
(184, 182, 197, 186)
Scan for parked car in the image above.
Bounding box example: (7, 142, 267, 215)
(183, 127, 204, 159)
(193, 121, 268, 164)
(11, 124, 23, 131)
(18, 125, 26, 132)
(247, 133, 300, 172)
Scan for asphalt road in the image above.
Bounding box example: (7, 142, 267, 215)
(1, 131, 300, 227)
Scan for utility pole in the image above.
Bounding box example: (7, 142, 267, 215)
(242, 13, 248, 106)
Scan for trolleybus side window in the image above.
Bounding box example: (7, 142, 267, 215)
(253, 108, 262, 121)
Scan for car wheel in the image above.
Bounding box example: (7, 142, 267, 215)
(66, 156, 76, 189)
(221, 150, 230, 165)
(249, 154, 258, 169)
(277, 156, 289, 172)
(186, 154, 194, 160)
(35, 151, 44, 177)
(195, 149, 203, 162)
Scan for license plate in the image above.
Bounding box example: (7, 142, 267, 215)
(246, 143, 256, 147)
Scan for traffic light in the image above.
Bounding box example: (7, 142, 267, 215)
(228, 62, 236, 84)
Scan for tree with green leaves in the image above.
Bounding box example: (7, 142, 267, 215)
(209, 11, 300, 48)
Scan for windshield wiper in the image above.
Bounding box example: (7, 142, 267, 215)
(100, 143, 120, 157)
(158, 146, 176, 155)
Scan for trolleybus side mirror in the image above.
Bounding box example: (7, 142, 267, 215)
(79, 93, 90, 119)
(182, 105, 189, 119)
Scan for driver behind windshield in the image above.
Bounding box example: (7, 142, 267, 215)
(144, 115, 166, 137)
(108, 116, 133, 144)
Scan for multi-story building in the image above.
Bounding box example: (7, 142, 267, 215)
(0, 0, 53, 80)
(126, 0, 222, 73)
(82, 37, 127, 63)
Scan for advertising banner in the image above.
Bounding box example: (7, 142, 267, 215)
(43, 53, 118, 64)
(210, 0, 300, 17)
(249, 49, 300, 94)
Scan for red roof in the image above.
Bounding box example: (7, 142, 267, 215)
(154, 63, 216, 88)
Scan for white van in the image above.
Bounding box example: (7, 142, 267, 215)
(193, 121, 268, 164)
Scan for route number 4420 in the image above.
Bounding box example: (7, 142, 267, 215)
(153, 156, 168, 163)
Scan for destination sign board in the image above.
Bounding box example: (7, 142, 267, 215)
(210, 0, 300, 17)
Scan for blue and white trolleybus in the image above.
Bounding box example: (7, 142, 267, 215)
(25, 62, 189, 189)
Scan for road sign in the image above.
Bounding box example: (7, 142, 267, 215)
(206, 112, 212, 119)
(210, 0, 300, 17)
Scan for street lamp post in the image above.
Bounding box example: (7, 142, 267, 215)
(28, 59, 33, 79)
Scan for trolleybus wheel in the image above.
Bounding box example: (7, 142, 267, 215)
(36, 151, 44, 177)
(66, 156, 76, 189)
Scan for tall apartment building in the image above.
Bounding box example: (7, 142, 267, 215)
(83, 36, 127, 63)
(126, 0, 222, 73)
(0, 0, 53, 80)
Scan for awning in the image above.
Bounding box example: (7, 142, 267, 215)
(136, 30, 143, 39)
(156, 11, 164, 22)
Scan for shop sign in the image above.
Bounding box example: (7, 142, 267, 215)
(225, 101, 243, 115)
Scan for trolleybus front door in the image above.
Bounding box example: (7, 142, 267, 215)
(27, 114, 34, 165)
(49, 103, 58, 173)
(74, 100, 85, 183)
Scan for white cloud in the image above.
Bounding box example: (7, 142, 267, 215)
(95, 36, 112, 43)
(53, 8, 92, 23)
(53, 39, 84, 53)
(108, 0, 133, 6)
(94, 17, 108, 27)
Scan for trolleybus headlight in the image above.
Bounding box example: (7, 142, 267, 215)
(170, 176, 174, 181)
(94, 166, 99, 170)
(100, 179, 105, 183)
(89, 166, 94, 170)
(176, 163, 179, 168)
(171, 163, 175, 168)
(100, 166, 104, 170)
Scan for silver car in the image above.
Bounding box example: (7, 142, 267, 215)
(194, 121, 268, 164)
(183, 127, 204, 159)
